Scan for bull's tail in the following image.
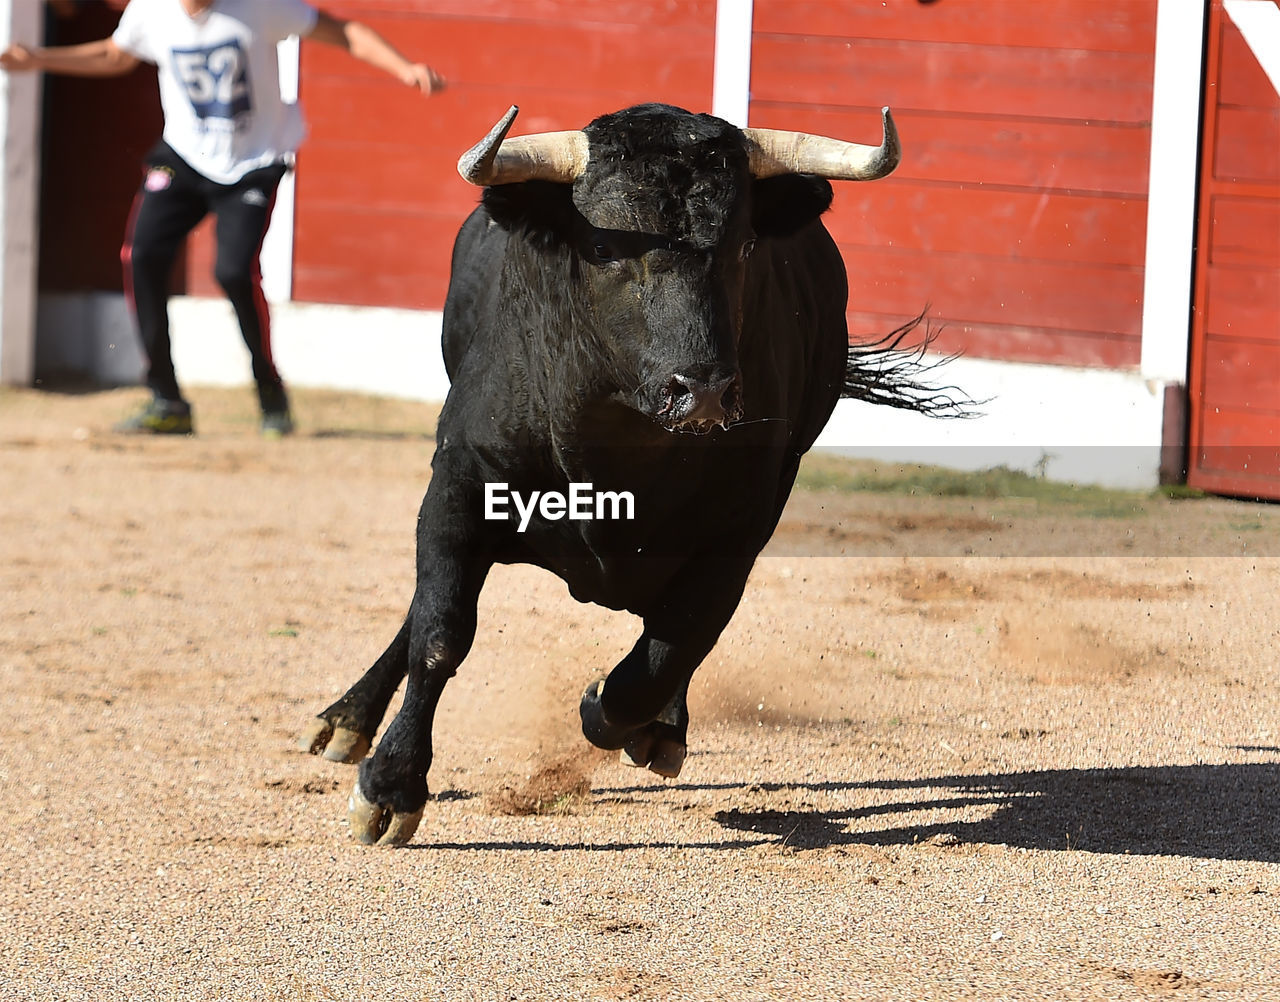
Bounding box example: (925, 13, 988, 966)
(842, 310, 979, 417)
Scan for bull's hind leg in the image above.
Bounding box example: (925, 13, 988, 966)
(299, 617, 411, 763)
(580, 554, 754, 779)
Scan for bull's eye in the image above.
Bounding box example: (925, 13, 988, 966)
(592, 241, 617, 264)
(740, 238, 756, 261)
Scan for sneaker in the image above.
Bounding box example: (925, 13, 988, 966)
(114, 398, 194, 435)
(261, 410, 294, 439)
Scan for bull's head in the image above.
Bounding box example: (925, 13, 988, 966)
(459, 104, 899, 434)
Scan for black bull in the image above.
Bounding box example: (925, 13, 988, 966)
(300, 104, 967, 845)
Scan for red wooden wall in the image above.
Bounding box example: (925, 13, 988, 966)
(748, 0, 1158, 368)
(287, 0, 717, 309)
(1187, 1, 1280, 499)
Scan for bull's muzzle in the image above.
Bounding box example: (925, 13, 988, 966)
(656, 369, 744, 433)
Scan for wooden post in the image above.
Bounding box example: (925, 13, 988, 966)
(0, 0, 42, 386)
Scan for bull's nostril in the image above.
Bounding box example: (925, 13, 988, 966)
(658, 371, 741, 427)
(669, 376, 693, 401)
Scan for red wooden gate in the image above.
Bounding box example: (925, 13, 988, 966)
(1187, 0, 1280, 499)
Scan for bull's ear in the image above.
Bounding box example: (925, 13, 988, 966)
(750, 175, 834, 238)
(482, 181, 577, 247)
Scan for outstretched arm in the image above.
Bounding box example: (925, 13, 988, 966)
(308, 12, 445, 94)
(0, 37, 138, 77)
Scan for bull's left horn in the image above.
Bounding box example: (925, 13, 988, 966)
(457, 105, 590, 186)
(742, 107, 900, 181)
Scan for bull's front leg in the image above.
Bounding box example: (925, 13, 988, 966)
(579, 554, 754, 778)
(309, 465, 492, 847)
(347, 561, 486, 846)
(619, 680, 690, 778)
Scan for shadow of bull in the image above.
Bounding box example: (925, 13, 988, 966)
(704, 760, 1280, 862)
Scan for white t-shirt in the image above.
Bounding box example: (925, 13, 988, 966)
(113, 0, 319, 184)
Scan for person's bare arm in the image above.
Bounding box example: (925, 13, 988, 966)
(0, 37, 139, 77)
(307, 11, 444, 94)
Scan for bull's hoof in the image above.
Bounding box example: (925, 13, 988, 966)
(621, 732, 687, 778)
(620, 734, 651, 769)
(579, 679, 634, 751)
(646, 738, 687, 778)
(297, 717, 335, 754)
(347, 782, 424, 847)
(297, 717, 372, 764)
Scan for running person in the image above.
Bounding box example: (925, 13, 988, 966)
(1, 0, 445, 436)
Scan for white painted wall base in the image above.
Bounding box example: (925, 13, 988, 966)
(171, 298, 450, 403)
(815, 357, 1167, 490)
(36, 292, 449, 402)
(36, 292, 144, 385)
(38, 292, 1168, 489)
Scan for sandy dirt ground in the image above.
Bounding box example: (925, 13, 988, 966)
(2, 384, 1278, 1002)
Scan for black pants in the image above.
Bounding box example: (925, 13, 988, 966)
(122, 142, 289, 413)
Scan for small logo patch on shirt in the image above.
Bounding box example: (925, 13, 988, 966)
(145, 167, 174, 193)
(242, 189, 268, 207)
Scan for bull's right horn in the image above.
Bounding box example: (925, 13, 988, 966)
(457, 105, 590, 186)
(742, 107, 901, 181)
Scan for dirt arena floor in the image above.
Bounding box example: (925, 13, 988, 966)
(2, 384, 1278, 1001)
